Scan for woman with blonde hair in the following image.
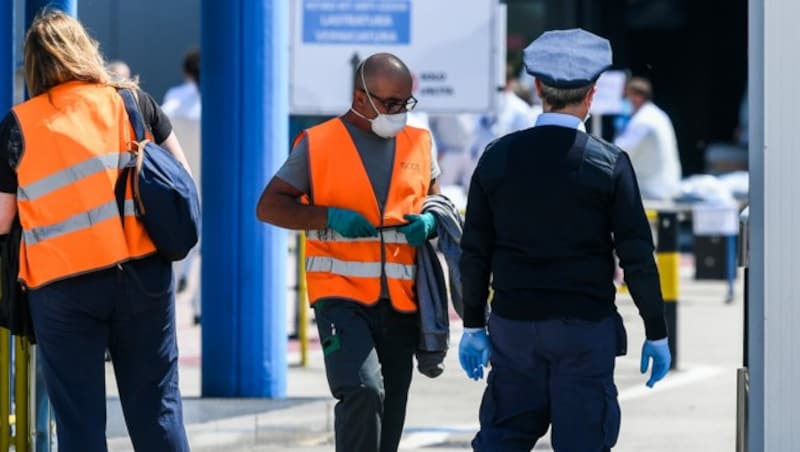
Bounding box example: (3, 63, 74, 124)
(0, 11, 191, 451)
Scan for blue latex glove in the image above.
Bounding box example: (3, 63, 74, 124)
(397, 213, 436, 247)
(640, 338, 671, 388)
(458, 328, 491, 381)
(327, 207, 377, 238)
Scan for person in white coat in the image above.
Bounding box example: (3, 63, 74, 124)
(407, 111, 439, 160)
(162, 50, 202, 322)
(614, 77, 681, 200)
(430, 113, 477, 189)
(469, 70, 542, 179)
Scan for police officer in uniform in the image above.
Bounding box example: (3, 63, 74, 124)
(458, 29, 672, 451)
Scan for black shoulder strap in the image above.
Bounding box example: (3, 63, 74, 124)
(118, 89, 147, 142)
(566, 132, 588, 171)
(115, 166, 131, 223)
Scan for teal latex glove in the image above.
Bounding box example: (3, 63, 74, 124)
(397, 213, 436, 247)
(327, 207, 377, 238)
(640, 338, 671, 388)
(458, 328, 491, 381)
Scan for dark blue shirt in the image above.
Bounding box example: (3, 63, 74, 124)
(460, 115, 668, 340)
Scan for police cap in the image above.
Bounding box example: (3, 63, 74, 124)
(523, 29, 612, 89)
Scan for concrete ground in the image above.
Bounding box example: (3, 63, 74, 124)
(105, 258, 744, 451)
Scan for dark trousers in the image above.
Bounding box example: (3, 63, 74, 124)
(28, 256, 189, 452)
(473, 314, 622, 452)
(314, 298, 418, 452)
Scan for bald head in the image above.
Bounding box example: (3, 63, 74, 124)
(355, 53, 412, 92)
(350, 53, 414, 120)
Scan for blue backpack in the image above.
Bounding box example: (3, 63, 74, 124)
(117, 89, 200, 261)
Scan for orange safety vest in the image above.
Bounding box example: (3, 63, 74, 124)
(302, 118, 432, 312)
(12, 81, 157, 288)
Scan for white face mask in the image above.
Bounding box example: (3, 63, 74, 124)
(361, 109, 408, 138)
(350, 61, 408, 138)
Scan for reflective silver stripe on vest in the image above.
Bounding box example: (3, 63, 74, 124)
(383, 262, 416, 280)
(305, 256, 416, 281)
(22, 199, 135, 246)
(17, 152, 134, 202)
(306, 228, 409, 245)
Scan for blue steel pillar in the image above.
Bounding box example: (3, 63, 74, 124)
(201, 0, 289, 397)
(0, 0, 11, 114)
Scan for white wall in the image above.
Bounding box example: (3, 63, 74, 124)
(749, 0, 800, 449)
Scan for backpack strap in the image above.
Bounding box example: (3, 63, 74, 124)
(116, 89, 149, 221)
(118, 88, 147, 142)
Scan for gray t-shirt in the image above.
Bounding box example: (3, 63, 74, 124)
(276, 120, 440, 207)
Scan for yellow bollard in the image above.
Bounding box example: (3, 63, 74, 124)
(14, 337, 28, 452)
(298, 232, 309, 367)
(656, 212, 680, 369)
(645, 209, 659, 249)
(0, 329, 9, 451)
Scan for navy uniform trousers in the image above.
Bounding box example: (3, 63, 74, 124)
(27, 256, 189, 452)
(314, 298, 418, 452)
(473, 314, 622, 452)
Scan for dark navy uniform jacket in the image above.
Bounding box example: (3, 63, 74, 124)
(460, 113, 668, 340)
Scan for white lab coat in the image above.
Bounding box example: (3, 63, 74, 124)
(162, 81, 201, 120)
(162, 81, 202, 187)
(472, 90, 541, 160)
(430, 113, 478, 188)
(406, 111, 439, 161)
(463, 91, 540, 189)
(614, 101, 682, 200)
(162, 81, 202, 317)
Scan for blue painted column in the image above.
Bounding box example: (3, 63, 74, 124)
(0, 0, 11, 114)
(201, 0, 288, 397)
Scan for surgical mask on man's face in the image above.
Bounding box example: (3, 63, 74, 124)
(350, 104, 407, 138)
(372, 111, 407, 138)
(350, 91, 408, 138)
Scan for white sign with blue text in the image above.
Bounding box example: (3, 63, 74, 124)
(303, 0, 411, 45)
(291, 0, 502, 115)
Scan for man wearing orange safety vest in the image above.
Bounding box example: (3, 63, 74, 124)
(257, 53, 440, 452)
